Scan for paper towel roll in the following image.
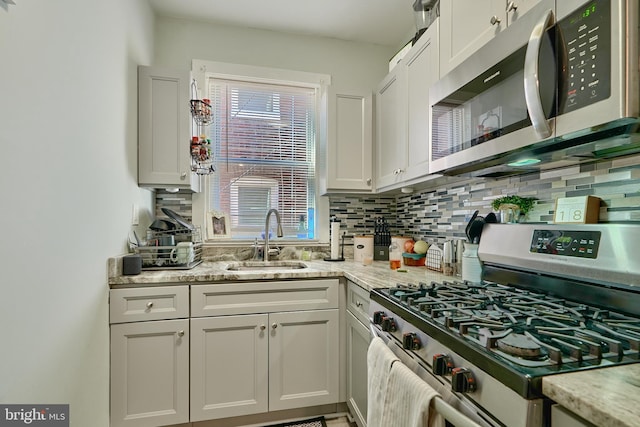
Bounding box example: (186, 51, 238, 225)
(330, 220, 341, 259)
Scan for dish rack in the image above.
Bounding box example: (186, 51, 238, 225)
(426, 244, 443, 272)
(135, 227, 203, 270)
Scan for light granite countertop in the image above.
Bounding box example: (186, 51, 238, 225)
(108, 257, 453, 290)
(543, 364, 640, 427)
(108, 255, 640, 425)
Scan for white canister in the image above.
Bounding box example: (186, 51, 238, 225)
(462, 242, 482, 283)
(353, 235, 374, 263)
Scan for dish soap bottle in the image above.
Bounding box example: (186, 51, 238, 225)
(297, 215, 307, 239)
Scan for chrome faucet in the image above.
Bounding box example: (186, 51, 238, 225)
(264, 209, 284, 261)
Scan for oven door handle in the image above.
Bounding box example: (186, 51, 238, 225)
(369, 322, 380, 340)
(524, 8, 555, 139)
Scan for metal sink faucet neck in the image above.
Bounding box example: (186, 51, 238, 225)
(264, 209, 284, 261)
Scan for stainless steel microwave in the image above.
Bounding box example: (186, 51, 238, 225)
(429, 0, 640, 177)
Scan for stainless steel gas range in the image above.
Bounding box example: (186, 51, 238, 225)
(369, 224, 640, 427)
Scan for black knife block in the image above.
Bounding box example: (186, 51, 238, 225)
(373, 245, 389, 261)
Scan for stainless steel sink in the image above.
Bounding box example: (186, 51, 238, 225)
(225, 261, 308, 271)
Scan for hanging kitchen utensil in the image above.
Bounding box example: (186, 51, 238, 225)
(485, 212, 498, 223)
(468, 216, 486, 244)
(465, 210, 479, 241)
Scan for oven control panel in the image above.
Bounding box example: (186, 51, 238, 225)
(530, 229, 601, 258)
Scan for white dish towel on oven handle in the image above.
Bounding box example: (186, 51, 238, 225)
(367, 337, 399, 425)
(367, 336, 445, 427)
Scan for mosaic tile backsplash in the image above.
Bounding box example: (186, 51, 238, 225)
(158, 154, 640, 248)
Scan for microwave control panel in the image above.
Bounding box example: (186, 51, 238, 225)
(557, 0, 611, 114)
(530, 229, 601, 259)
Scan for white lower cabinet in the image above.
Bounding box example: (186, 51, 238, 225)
(110, 279, 341, 426)
(346, 281, 371, 427)
(110, 319, 190, 427)
(190, 279, 340, 422)
(190, 313, 269, 421)
(269, 309, 340, 411)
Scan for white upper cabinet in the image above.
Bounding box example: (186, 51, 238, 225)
(375, 21, 439, 191)
(439, 0, 507, 76)
(404, 20, 440, 183)
(138, 66, 201, 192)
(440, 0, 542, 76)
(507, 0, 545, 26)
(322, 88, 374, 193)
(375, 66, 408, 190)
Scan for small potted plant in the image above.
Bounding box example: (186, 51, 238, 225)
(491, 195, 536, 223)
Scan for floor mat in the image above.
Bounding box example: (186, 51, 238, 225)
(264, 416, 327, 427)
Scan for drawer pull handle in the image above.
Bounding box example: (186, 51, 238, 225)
(146, 302, 154, 309)
(272, 323, 278, 329)
(177, 330, 185, 337)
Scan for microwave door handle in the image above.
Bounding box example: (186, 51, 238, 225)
(524, 9, 555, 139)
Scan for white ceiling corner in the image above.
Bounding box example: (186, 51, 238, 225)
(148, 0, 417, 48)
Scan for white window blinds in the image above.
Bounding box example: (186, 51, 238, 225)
(208, 78, 316, 240)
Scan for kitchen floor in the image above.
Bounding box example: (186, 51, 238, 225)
(326, 416, 356, 427)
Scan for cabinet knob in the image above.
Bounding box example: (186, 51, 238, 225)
(146, 302, 153, 308)
(260, 325, 266, 331)
(366, 178, 372, 186)
(272, 323, 278, 329)
(490, 15, 501, 25)
(180, 172, 187, 179)
(507, 2, 518, 13)
(177, 330, 185, 337)
(356, 301, 363, 308)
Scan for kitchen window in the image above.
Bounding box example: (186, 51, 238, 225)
(197, 62, 329, 241)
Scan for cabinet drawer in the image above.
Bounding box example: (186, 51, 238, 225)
(110, 286, 189, 324)
(191, 279, 339, 317)
(347, 281, 370, 325)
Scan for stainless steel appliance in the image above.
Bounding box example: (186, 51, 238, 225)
(369, 224, 640, 426)
(430, 0, 640, 177)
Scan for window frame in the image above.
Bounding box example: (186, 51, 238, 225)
(190, 60, 331, 245)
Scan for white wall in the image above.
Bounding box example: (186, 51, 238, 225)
(154, 16, 394, 93)
(0, 1, 154, 425)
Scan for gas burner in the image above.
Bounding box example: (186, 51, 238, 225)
(496, 334, 543, 359)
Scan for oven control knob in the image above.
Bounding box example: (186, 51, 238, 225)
(381, 316, 396, 332)
(432, 354, 453, 375)
(451, 367, 477, 393)
(402, 332, 421, 350)
(373, 311, 386, 325)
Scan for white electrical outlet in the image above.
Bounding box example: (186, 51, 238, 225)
(132, 204, 139, 226)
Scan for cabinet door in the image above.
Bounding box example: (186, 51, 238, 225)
(404, 21, 440, 183)
(375, 69, 407, 190)
(190, 314, 269, 421)
(138, 66, 200, 192)
(507, 0, 543, 26)
(110, 319, 189, 427)
(347, 311, 371, 427)
(439, 0, 506, 76)
(324, 90, 374, 192)
(269, 309, 340, 411)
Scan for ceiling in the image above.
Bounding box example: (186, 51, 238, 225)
(148, 0, 419, 48)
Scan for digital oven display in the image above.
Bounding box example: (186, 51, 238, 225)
(530, 229, 601, 258)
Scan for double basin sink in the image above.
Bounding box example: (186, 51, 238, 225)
(225, 261, 308, 272)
